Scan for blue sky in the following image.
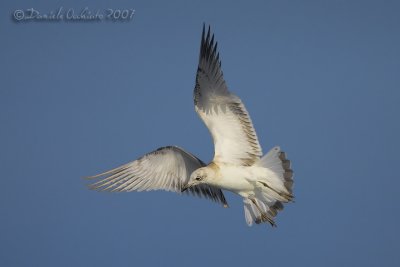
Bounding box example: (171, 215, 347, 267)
(1, 0, 399, 266)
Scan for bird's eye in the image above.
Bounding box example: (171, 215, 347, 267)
(195, 176, 202, 181)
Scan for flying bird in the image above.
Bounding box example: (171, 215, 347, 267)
(87, 25, 294, 226)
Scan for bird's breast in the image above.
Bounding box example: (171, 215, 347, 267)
(213, 165, 255, 196)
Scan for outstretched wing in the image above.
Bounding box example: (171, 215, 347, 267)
(194, 25, 262, 166)
(87, 146, 227, 206)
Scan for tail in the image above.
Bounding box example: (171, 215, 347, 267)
(255, 146, 294, 196)
(244, 146, 294, 226)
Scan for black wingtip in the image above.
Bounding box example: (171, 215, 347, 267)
(200, 24, 217, 59)
(205, 25, 211, 44)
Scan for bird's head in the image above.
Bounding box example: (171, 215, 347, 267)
(181, 167, 214, 192)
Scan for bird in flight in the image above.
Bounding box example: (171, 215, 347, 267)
(87, 25, 294, 226)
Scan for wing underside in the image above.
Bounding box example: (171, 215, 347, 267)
(87, 146, 228, 206)
(194, 25, 262, 166)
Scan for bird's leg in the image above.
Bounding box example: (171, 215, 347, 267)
(250, 198, 276, 227)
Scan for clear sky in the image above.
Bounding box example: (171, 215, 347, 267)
(1, 0, 399, 266)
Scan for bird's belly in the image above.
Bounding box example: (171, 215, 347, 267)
(214, 166, 255, 197)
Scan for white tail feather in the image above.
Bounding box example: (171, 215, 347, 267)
(243, 197, 277, 226)
(255, 146, 293, 195)
(255, 146, 283, 173)
(243, 146, 294, 226)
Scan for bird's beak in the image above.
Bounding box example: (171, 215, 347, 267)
(181, 183, 192, 192)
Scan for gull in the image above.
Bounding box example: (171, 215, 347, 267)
(87, 25, 294, 226)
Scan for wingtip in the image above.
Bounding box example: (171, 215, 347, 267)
(201, 23, 212, 37)
(86, 183, 99, 191)
(198, 24, 221, 66)
(83, 175, 98, 180)
(84, 172, 108, 180)
(206, 25, 211, 43)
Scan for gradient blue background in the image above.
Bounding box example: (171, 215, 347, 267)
(1, 0, 399, 266)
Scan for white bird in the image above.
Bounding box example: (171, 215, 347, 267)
(87, 25, 294, 226)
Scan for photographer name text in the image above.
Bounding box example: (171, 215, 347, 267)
(13, 7, 135, 22)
